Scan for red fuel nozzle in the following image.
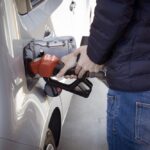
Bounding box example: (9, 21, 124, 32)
(29, 54, 60, 78)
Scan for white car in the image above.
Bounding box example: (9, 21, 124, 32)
(0, 0, 95, 149)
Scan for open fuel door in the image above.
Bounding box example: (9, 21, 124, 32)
(23, 36, 93, 98)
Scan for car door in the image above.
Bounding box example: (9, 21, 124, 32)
(51, 0, 91, 47)
(70, 0, 96, 46)
(69, 0, 91, 46)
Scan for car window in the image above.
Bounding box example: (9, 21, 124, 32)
(31, 0, 44, 7)
(15, 0, 45, 15)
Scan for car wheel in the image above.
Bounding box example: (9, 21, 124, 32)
(44, 129, 56, 150)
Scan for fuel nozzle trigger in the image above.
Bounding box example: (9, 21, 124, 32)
(44, 74, 93, 98)
(41, 59, 93, 98)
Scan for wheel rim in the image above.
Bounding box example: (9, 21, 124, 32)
(46, 144, 54, 150)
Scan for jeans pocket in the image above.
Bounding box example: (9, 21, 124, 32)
(135, 102, 150, 144)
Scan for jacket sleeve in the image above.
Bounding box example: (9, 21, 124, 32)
(87, 0, 135, 64)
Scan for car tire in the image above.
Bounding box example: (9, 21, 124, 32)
(44, 129, 56, 150)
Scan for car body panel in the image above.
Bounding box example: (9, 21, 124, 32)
(51, 0, 91, 47)
(0, 138, 39, 150)
(0, 0, 63, 148)
(0, 0, 95, 149)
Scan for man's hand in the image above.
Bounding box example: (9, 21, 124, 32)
(57, 46, 103, 78)
(75, 46, 102, 78)
(56, 48, 80, 78)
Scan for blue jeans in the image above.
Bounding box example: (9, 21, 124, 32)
(107, 89, 150, 150)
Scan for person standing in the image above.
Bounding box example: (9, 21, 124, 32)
(57, 0, 150, 149)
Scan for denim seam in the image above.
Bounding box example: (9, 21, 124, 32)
(135, 102, 141, 141)
(113, 95, 119, 135)
(107, 95, 117, 135)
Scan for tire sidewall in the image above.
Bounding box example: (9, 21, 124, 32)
(44, 129, 56, 150)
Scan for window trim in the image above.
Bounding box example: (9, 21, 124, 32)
(15, 0, 45, 15)
(31, 0, 45, 8)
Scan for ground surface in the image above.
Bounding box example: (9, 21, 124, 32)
(58, 79, 108, 150)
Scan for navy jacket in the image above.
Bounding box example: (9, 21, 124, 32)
(87, 0, 150, 91)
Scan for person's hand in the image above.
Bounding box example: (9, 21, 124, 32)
(57, 45, 103, 78)
(75, 46, 102, 78)
(56, 48, 80, 78)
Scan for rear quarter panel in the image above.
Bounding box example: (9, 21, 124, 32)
(0, 0, 64, 148)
